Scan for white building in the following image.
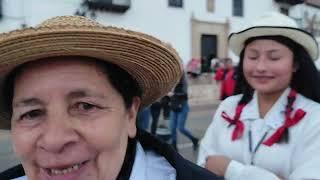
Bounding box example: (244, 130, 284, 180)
(0, 0, 317, 65)
(288, 0, 320, 67)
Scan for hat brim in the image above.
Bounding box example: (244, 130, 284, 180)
(0, 26, 183, 129)
(229, 26, 319, 60)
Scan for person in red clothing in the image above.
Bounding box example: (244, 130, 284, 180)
(214, 58, 236, 100)
(220, 67, 236, 100)
(213, 62, 225, 81)
(187, 58, 201, 78)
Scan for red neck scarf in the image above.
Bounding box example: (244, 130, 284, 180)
(221, 89, 306, 146)
(221, 104, 246, 140)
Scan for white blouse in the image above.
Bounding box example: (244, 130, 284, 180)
(129, 142, 176, 180)
(198, 88, 320, 180)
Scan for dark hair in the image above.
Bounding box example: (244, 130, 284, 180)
(234, 36, 320, 143)
(2, 56, 143, 119)
(96, 60, 143, 109)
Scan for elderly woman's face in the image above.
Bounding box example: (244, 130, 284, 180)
(10, 58, 140, 180)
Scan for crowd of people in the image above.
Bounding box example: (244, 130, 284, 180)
(1, 11, 320, 180)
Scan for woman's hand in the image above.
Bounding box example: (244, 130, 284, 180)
(206, 156, 283, 179)
(205, 155, 231, 176)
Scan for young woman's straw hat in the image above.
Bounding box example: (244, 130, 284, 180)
(229, 12, 319, 60)
(0, 16, 183, 127)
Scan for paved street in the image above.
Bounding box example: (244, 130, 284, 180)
(0, 103, 219, 172)
(176, 104, 218, 163)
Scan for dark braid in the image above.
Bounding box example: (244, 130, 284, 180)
(279, 91, 296, 144)
(234, 50, 254, 106)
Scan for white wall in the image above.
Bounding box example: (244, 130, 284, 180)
(0, 0, 286, 64)
(0, 0, 192, 64)
(227, 0, 279, 62)
(188, 0, 230, 23)
(229, 0, 279, 34)
(94, 0, 191, 64)
(290, 3, 320, 35)
(0, 0, 81, 31)
(290, 3, 320, 19)
(186, 0, 279, 63)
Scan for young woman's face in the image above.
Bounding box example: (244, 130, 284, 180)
(11, 58, 140, 180)
(243, 39, 296, 96)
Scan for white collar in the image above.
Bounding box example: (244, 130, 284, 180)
(129, 142, 176, 180)
(130, 142, 177, 180)
(129, 142, 147, 180)
(12, 176, 27, 180)
(241, 88, 291, 129)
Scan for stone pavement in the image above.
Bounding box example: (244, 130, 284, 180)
(174, 103, 218, 163)
(188, 73, 220, 107)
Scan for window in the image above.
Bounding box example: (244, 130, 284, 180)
(207, 0, 215, 12)
(169, 0, 183, 8)
(233, 0, 243, 17)
(280, 7, 289, 15)
(201, 34, 217, 72)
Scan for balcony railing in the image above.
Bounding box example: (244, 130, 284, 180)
(274, 0, 304, 5)
(85, 0, 130, 13)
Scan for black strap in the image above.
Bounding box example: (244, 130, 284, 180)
(116, 138, 137, 180)
(0, 164, 25, 180)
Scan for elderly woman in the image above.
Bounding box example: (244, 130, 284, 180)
(0, 16, 222, 180)
(198, 12, 320, 179)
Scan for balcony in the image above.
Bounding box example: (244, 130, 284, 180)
(85, 0, 130, 13)
(274, 0, 304, 5)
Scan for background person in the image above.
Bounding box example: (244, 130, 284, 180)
(187, 58, 201, 78)
(169, 73, 199, 151)
(218, 58, 237, 100)
(137, 107, 151, 130)
(198, 12, 320, 179)
(150, 95, 171, 135)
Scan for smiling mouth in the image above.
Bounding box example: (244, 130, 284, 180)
(46, 161, 88, 176)
(253, 76, 273, 79)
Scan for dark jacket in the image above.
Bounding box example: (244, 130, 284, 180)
(0, 130, 224, 180)
(137, 130, 224, 180)
(173, 73, 188, 100)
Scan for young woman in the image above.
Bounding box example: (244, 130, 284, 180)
(198, 12, 320, 179)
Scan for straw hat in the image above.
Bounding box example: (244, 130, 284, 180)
(229, 12, 319, 60)
(0, 16, 183, 128)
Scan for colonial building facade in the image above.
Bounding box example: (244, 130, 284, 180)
(2, 0, 317, 65)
